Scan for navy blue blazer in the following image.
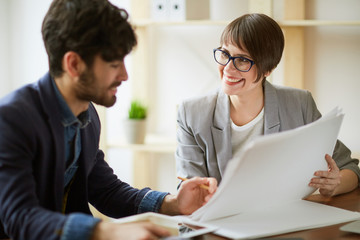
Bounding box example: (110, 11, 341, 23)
(0, 73, 149, 239)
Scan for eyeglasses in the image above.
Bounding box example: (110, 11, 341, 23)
(213, 49, 255, 72)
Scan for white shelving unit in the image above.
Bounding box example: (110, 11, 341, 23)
(99, 0, 360, 190)
(133, 19, 360, 27)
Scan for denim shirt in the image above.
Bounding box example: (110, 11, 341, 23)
(52, 78, 90, 188)
(51, 79, 169, 240)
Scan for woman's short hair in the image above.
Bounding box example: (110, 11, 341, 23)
(220, 13, 284, 82)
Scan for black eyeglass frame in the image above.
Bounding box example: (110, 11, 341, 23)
(213, 48, 255, 72)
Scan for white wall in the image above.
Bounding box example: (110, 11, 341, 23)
(304, 0, 360, 154)
(0, 0, 50, 98)
(0, 0, 10, 97)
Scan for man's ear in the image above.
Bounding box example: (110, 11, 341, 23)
(62, 51, 85, 78)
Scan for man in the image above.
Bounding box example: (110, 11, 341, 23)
(0, 0, 217, 239)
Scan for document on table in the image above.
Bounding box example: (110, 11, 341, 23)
(182, 107, 360, 239)
(113, 212, 218, 238)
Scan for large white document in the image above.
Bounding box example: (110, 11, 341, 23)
(181, 107, 360, 239)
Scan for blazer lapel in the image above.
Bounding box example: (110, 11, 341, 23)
(79, 111, 97, 177)
(48, 118, 66, 212)
(264, 81, 281, 134)
(38, 73, 66, 212)
(211, 90, 232, 176)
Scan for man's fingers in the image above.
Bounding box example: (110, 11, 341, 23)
(142, 222, 171, 238)
(185, 177, 217, 193)
(206, 177, 217, 193)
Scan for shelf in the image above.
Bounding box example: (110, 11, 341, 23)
(279, 20, 360, 27)
(107, 135, 177, 153)
(107, 142, 176, 153)
(131, 19, 229, 27)
(132, 19, 360, 28)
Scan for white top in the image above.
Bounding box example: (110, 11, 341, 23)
(231, 108, 264, 156)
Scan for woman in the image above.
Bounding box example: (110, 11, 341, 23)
(175, 13, 360, 197)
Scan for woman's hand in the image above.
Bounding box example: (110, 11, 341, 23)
(309, 154, 341, 197)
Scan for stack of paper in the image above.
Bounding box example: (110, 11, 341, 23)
(180, 107, 360, 239)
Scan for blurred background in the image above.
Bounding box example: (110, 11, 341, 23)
(0, 0, 359, 195)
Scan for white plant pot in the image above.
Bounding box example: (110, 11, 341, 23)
(123, 119, 147, 144)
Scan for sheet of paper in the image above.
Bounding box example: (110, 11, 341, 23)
(191, 107, 345, 222)
(114, 212, 180, 235)
(205, 200, 360, 239)
(340, 219, 360, 234)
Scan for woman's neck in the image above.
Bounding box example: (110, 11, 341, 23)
(229, 86, 264, 126)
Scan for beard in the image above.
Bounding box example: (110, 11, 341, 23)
(75, 68, 117, 108)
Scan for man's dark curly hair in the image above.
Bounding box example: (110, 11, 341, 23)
(42, 0, 137, 78)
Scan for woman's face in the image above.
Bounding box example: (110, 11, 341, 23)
(218, 43, 263, 97)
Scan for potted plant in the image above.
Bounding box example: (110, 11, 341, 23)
(128, 100, 147, 120)
(123, 100, 147, 144)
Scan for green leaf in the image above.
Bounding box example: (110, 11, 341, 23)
(128, 100, 147, 119)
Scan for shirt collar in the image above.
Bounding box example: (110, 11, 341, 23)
(51, 78, 90, 128)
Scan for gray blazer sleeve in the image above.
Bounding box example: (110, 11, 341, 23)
(175, 90, 232, 183)
(175, 101, 209, 179)
(333, 140, 360, 181)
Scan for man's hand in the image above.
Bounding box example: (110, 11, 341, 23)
(91, 221, 171, 240)
(160, 177, 217, 215)
(177, 177, 217, 215)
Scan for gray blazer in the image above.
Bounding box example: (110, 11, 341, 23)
(176, 80, 360, 184)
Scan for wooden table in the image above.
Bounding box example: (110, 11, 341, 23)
(195, 188, 360, 240)
(1, 189, 359, 240)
